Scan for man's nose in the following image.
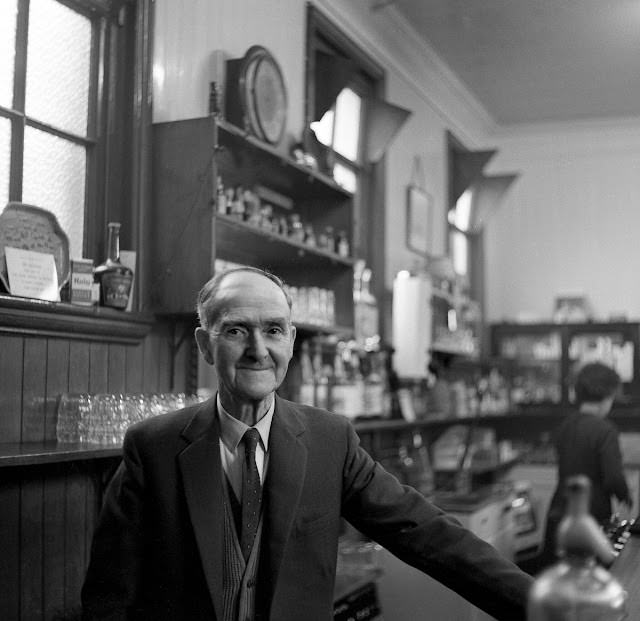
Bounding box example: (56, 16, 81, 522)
(246, 329, 269, 358)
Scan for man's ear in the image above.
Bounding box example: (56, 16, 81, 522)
(195, 327, 214, 365)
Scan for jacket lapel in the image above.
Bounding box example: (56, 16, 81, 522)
(178, 400, 224, 620)
(263, 397, 308, 605)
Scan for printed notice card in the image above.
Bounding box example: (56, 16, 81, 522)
(5, 246, 60, 301)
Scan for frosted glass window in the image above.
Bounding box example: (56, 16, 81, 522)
(26, 0, 91, 136)
(449, 188, 472, 232)
(333, 88, 361, 161)
(310, 109, 334, 147)
(450, 230, 468, 277)
(23, 127, 86, 260)
(0, 0, 18, 108)
(0, 117, 10, 206)
(333, 162, 357, 194)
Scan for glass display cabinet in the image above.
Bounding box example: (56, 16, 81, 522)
(491, 322, 640, 407)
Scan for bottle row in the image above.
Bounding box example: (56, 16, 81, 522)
(285, 285, 336, 328)
(293, 338, 392, 420)
(216, 177, 350, 257)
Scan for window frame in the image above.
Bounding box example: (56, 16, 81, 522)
(305, 4, 386, 323)
(0, 0, 153, 310)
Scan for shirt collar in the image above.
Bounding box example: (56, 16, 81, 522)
(216, 393, 274, 452)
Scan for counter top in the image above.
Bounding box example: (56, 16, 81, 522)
(611, 534, 640, 617)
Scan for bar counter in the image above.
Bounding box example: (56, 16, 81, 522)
(611, 533, 640, 618)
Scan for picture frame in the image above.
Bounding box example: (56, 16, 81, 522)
(406, 184, 433, 256)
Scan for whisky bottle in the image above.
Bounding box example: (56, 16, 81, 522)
(94, 222, 133, 310)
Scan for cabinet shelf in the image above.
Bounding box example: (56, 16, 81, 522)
(149, 115, 356, 328)
(215, 215, 354, 270)
(216, 119, 352, 201)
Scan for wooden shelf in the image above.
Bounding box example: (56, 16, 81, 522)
(215, 215, 354, 270)
(0, 441, 121, 467)
(217, 119, 352, 201)
(0, 294, 155, 343)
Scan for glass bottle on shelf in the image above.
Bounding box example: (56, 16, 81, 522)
(289, 214, 305, 243)
(216, 176, 227, 214)
(354, 260, 380, 349)
(527, 476, 625, 621)
(312, 339, 328, 409)
(93, 222, 133, 310)
(298, 340, 315, 407)
(336, 230, 350, 257)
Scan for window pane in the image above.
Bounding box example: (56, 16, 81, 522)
(333, 162, 357, 194)
(0, 0, 18, 108)
(333, 88, 361, 162)
(450, 230, 468, 277)
(23, 127, 85, 259)
(26, 0, 91, 136)
(449, 188, 472, 232)
(310, 109, 334, 148)
(0, 117, 10, 206)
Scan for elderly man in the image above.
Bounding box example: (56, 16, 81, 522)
(82, 266, 532, 620)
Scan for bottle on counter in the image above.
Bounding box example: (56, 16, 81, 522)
(527, 475, 626, 621)
(94, 222, 133, 310)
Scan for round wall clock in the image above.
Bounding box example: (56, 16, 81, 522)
(238, 46, 287, 145)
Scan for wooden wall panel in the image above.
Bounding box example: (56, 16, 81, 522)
(107, 344, 127, 393)
(68, 342, 90, 394)
(89, 344, 109, 395)
(45, 340, 70, 443)
(125, 343, 145, 393)
(143, 329, 161, 392)
(64, 466, 88, 620)
(0, 472, 21, 620)
(0, 336, 24, 443)
(22, 338, 47, 443)
(42, 465, 67, 620)
(0, 318, 186, 620)
(20, 471, 44, 620)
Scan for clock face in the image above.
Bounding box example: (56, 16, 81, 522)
(252, 55, 287, 145)
(238, 46, 287, 145)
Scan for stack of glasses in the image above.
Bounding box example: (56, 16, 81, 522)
(56, 392, 204, 445)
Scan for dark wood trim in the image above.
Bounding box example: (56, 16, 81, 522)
(0, 442, 121, 467)
(0, 295, 154, 343)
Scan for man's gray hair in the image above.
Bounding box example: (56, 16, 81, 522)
(196, 266, 292, 330)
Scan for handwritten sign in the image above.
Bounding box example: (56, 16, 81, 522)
(5, 246, 60, 301)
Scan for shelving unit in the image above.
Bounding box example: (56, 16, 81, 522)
(492, 321, 640, 406)
(147, 115, 356, 329)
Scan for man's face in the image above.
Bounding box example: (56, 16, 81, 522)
(196, 272, 296, 406)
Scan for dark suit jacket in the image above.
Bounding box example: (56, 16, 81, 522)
(82, 396, 531, 620)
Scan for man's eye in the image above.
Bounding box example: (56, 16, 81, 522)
(267, 326, 285, 336)
(226, 327, 246, 337)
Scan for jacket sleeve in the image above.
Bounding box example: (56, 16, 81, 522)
(599, 425, 631, 504)
(81, 432, 145, 620)
(339, 423, 532, 621)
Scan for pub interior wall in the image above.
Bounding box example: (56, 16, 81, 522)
(485, 120, 640, 324)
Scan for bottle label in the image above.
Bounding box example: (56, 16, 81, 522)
(101, 272, 132, 309)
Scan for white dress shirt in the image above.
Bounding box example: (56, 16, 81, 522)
(216, 394, 273, 500)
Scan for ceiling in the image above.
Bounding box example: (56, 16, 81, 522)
(387, 0, 640, 126)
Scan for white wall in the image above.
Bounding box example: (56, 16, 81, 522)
(485, 120, 640, 323)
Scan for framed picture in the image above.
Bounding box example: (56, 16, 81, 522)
(406, 185, 433, 256)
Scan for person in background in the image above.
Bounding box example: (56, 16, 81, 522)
(81, 266, 532, 620)
(540, 361, 632, 568)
